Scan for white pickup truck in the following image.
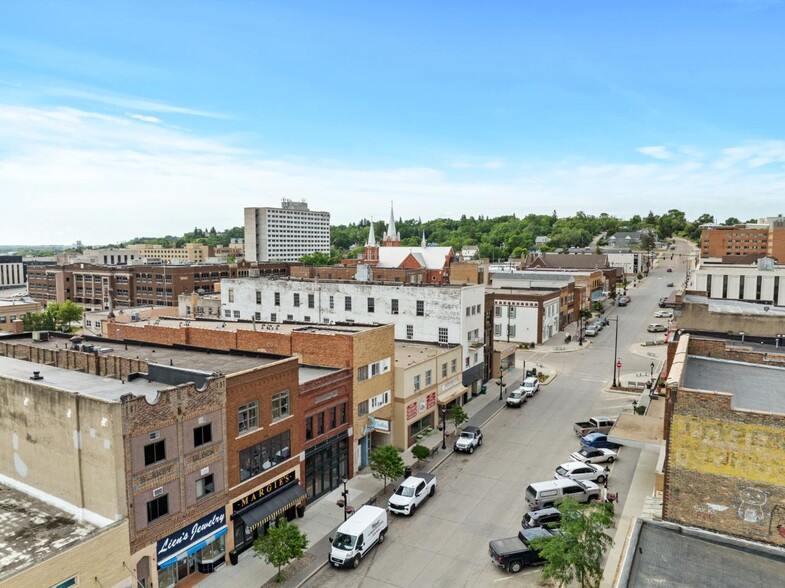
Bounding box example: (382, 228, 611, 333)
(573, 416, 616, 437)
(388, 473, 437, 516)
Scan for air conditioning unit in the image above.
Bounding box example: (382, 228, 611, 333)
(152, 487, 164, 497)
(149, 431, 160, 441)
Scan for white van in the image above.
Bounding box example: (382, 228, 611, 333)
(328, 505, 388, 568)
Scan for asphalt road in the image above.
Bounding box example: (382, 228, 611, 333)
(309, 245, 689, 587)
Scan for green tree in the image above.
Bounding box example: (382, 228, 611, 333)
(724, 217, 741, 225)
(639, 231, 656, 254)
(369, 444, 405, 489)
(252, 518, 309, 583)
(448, 404, 469, 431)
(529, 498, 615, 588)
(54, 300, 83, 332)
(411, 443, 430, 465)
(299, 251, 332, 266)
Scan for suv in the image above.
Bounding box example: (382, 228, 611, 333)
(521, 507, 562, 529)
(525, 479, 601, 509)
(521, 377, 539, 398)
(647, 323, 667, 333)
(454, 425, 483, 454)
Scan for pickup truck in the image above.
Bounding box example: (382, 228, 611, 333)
(573, 417, 616, 437)
(580, 432, 621, 450)
(489, 527, 552, 573)
(388, 472, 436, 516)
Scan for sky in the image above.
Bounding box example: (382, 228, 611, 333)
(2, 1, 785, 246)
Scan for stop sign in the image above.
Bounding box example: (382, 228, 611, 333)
(616, 360, 622, 369)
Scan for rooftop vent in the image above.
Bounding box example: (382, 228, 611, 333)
(30, 371, 43, 381)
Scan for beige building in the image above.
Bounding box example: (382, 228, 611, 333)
(127, 242, 214, 263)
(0, 298, 42, 332)
(392, 342, 464, 449)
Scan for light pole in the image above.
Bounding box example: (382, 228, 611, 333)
(497, 368, 505, 401)
(440, 405, 447, 449)
(341, 477, 349, 521)
(611, 316, 619, 387)
(650, 361, 655, 379)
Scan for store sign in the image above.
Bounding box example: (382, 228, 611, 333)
(373, 418, 390, 432)
(157, 506, 226, 563)
(406, 402, 418, 420)
(426, 392, 436, 408)
(233, 471, 296, 512)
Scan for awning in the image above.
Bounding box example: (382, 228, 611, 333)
(438, 385, 468, 404)
(236, 484, 306, 532)
(159, 526, 227, 570)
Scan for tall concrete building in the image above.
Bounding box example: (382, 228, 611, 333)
(244, 199, 330, 262)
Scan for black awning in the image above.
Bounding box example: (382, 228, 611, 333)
(236, 484, 306, 532)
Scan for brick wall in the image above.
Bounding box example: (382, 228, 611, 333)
(664, 386, 785, 545)
(299, 368, 353, 473)
(686, 337, 785, 365)
(0, 341, 147, 377)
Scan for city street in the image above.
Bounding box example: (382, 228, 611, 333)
(308, 246, 687, 587)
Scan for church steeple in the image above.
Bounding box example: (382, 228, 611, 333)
(382, 201, 401, 246)
(364, 218, 379, 264)
(421, 231, 427, 248)
(366, 219, 377, 247)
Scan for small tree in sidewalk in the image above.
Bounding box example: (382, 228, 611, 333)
(411, 443, 430, 466)
(253, 518, 309, 583)
(369, 444, 405, 489)
(448, 404, 469, 433)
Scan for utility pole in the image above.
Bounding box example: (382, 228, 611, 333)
(612, 316, 619, 387)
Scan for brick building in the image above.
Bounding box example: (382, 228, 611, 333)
(662, 335, 785, 546)
(700, 216, 785, 260)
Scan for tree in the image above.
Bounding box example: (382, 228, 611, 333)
(252, 518, 309, 583)
(21, 301, 82, 333)
(299, 251, 332, 266)
(529, 498, 615, 588)
(724, 217, 741, 225)
(54, 300, 83, 332)
(369, 444, 405, 489)
(448, 404, 468, 431)
(639, 231, 656, 254)
(411, 443, 430, 465)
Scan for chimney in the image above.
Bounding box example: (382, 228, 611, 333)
(30, 371, 43, 381)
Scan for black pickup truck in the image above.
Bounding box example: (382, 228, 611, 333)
(488, 527, 553, 573)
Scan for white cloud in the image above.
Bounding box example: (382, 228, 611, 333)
(127, 113, 162, 124)
(451, 159, 505, 170)
(636, 146, 674, 160)
(1, 103, 784, 245)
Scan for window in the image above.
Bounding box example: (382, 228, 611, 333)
(193, 424, 212, 447)
(441, 363, 447, 377)
(345, 296, 352, 311)
(254, 312, 262, 321)
(370, 391, 390, 410)
(371, 362, 380, 377)
(494, 306, 502, 318)
(391, 299, 399, 314)
(228, 289, 235, 303)
(196, 474, 215, 499)
(438, 327, 448, 344)
(494, 324, 501, 336)
(238, 430, 291, 481)
(340, 403, 347, 424)
(451, 358, 457, 373)
(272, 390, 290, 421)
(271, 312, 277, 322)
(238, 401, 259, 434)
(476, 304, 481, 313)
(308, 293, 315, 308)
(293, 293, 300, 307)
(256, 291, 262, 304)
(146, 495, 169, 522)
(358, 400, 368, 417)
(233, 310, 240, 318)
(425, 370, 432, 386)
(224, 309, 231, 318)
(416, 300, 424, 316)
(414, 375, 421, 391)
(508, 324, 517, 337)
(406, 325, 414, 340)
(54, 576, 78, 588)
(368, 297, 375, 312)
(144, 440, 166, 466)
(358, 365, 369, 382)
(466, 357, 470, 368)
(317, 412, 325, 435)
(466, 307, 471, 317)
(287, 314, 294, 321)
(274, 292, 280, 306)
(306, 416, 314, 440)
(509, 306, 516, 318)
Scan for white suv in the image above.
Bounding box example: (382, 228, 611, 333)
(521, 377, 539, 398)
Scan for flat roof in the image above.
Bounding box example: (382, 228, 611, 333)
(119, 316, 378, 336)
(619, 519, 785, 588)
(0, 483, 97, 577)
(298, 365, 339, 383)
(684, 356, 785, 414)
(394, 341, 457, 368)
(683, 294, 785, 317)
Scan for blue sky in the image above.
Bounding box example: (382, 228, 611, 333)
(2, 1, 785, 245)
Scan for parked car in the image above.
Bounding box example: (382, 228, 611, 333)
(329, 506, 388, 568)
(521, 507, 562, 529)
(489, 527, 552, 574)
(647, 323, 667, 333)
(580, 432, 621, 450)
(591, 320, 604, 331)
(554, 461, 609, 484)
(584, 326, 599, 337)
(667, 268, 673, 272)
(573, 416, 616, 437)
(506, 387, 527, 408)
(666, 282, 674, 287)
(653, 310, 672, 318)
(454, 425, 483, 454)
(525, 479, 601, 509)
(388, 473, 437, 516)
(569, 447, 617, 464)
(521, 376, 540, 397)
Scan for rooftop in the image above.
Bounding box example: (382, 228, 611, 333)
(684, 356, 785, 414)
(116, 316, 378, 336)
(394, 341, 457, 369)
(0, 484, 97, 578)
(618, 518, 785, 588)
(683, 294, 785, 317)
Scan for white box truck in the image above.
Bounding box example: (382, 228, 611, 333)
(328, 505, 388, 569)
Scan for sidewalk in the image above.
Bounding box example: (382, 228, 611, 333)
(199, 342, 578, 588)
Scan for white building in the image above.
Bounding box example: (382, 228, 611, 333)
(244, 199, 330, 262)
(0, 255, 25, 290)
(693, 257, 785, 306)
(220, 278, 487, 391)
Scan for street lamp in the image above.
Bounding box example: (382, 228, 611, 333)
(497, 367, 505, 401)
(610, 316, 619, 387)
(650, 361, 655, 378)
(341, 477, 350, 521)
(440, 405, 447, 450)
